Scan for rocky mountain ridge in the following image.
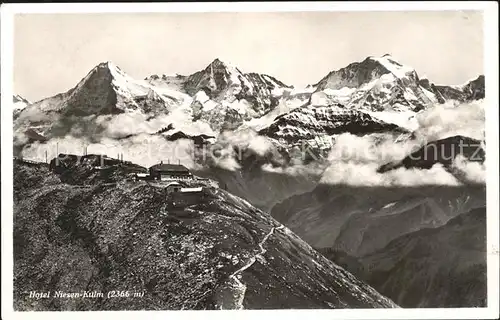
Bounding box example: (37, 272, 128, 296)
(13, 158, 398, 310)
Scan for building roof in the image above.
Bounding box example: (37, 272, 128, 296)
(149, 163, 191, 173)
(165, 182, 181, 187)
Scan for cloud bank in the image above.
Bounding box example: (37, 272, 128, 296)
(18, 100, 486, 187)
(317, 100, 486, 186)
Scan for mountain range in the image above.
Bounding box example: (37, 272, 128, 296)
(13, 54, 484, 155)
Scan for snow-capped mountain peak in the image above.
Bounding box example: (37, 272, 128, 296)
(102, 61, 131, 80)
(62, 61, 192, 116)
(368, 54, 417, 80)
(13, 95, 31, 118)
(309, 54, 435, 112)
(184, 58, 293, 129)
(82, 61, 140, 92)
(203, 58, 246, 85)
(13, 61, 195, 139)
(96, 60, 119, 71)
(184, 58, 247, 97)
(13, 95, 31, 108)
(314, 54, 418, 92)
(207, 58, 239, 71)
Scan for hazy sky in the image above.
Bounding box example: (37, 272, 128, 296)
(14, 11, 483, 102)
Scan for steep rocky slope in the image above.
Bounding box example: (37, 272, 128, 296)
(13, 159, 398, 311)
(319, 206, 487, 308)
(271, 184, 486, 257)
(259, 103, 407, 143)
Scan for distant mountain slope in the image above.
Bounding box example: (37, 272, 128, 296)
(193, 166, 320, 212)
(144, 73, 188, 92)
(271, 184, 486, 257)
(361, 206, 486, 308)
(13, 159, 397, 311)
(319, 206, 487, 308)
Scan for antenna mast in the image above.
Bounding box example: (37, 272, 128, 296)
(56, 142, 59, 166)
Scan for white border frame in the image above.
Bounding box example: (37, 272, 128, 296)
(1, 2, 498, 320)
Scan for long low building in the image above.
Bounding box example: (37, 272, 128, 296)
(149, 162, 193, 181)
(180, 187, 203, 193)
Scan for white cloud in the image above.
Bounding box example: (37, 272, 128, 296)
(414, 100, 485, 142)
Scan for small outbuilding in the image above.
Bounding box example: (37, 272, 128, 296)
(133, 173, 152, 181)
(165, 182, 182, 193)
(180, 187, 203, 193)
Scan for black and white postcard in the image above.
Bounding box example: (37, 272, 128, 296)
(1, 2, 498, 320)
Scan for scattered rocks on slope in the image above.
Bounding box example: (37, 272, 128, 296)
(13, 160, 398, 311)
